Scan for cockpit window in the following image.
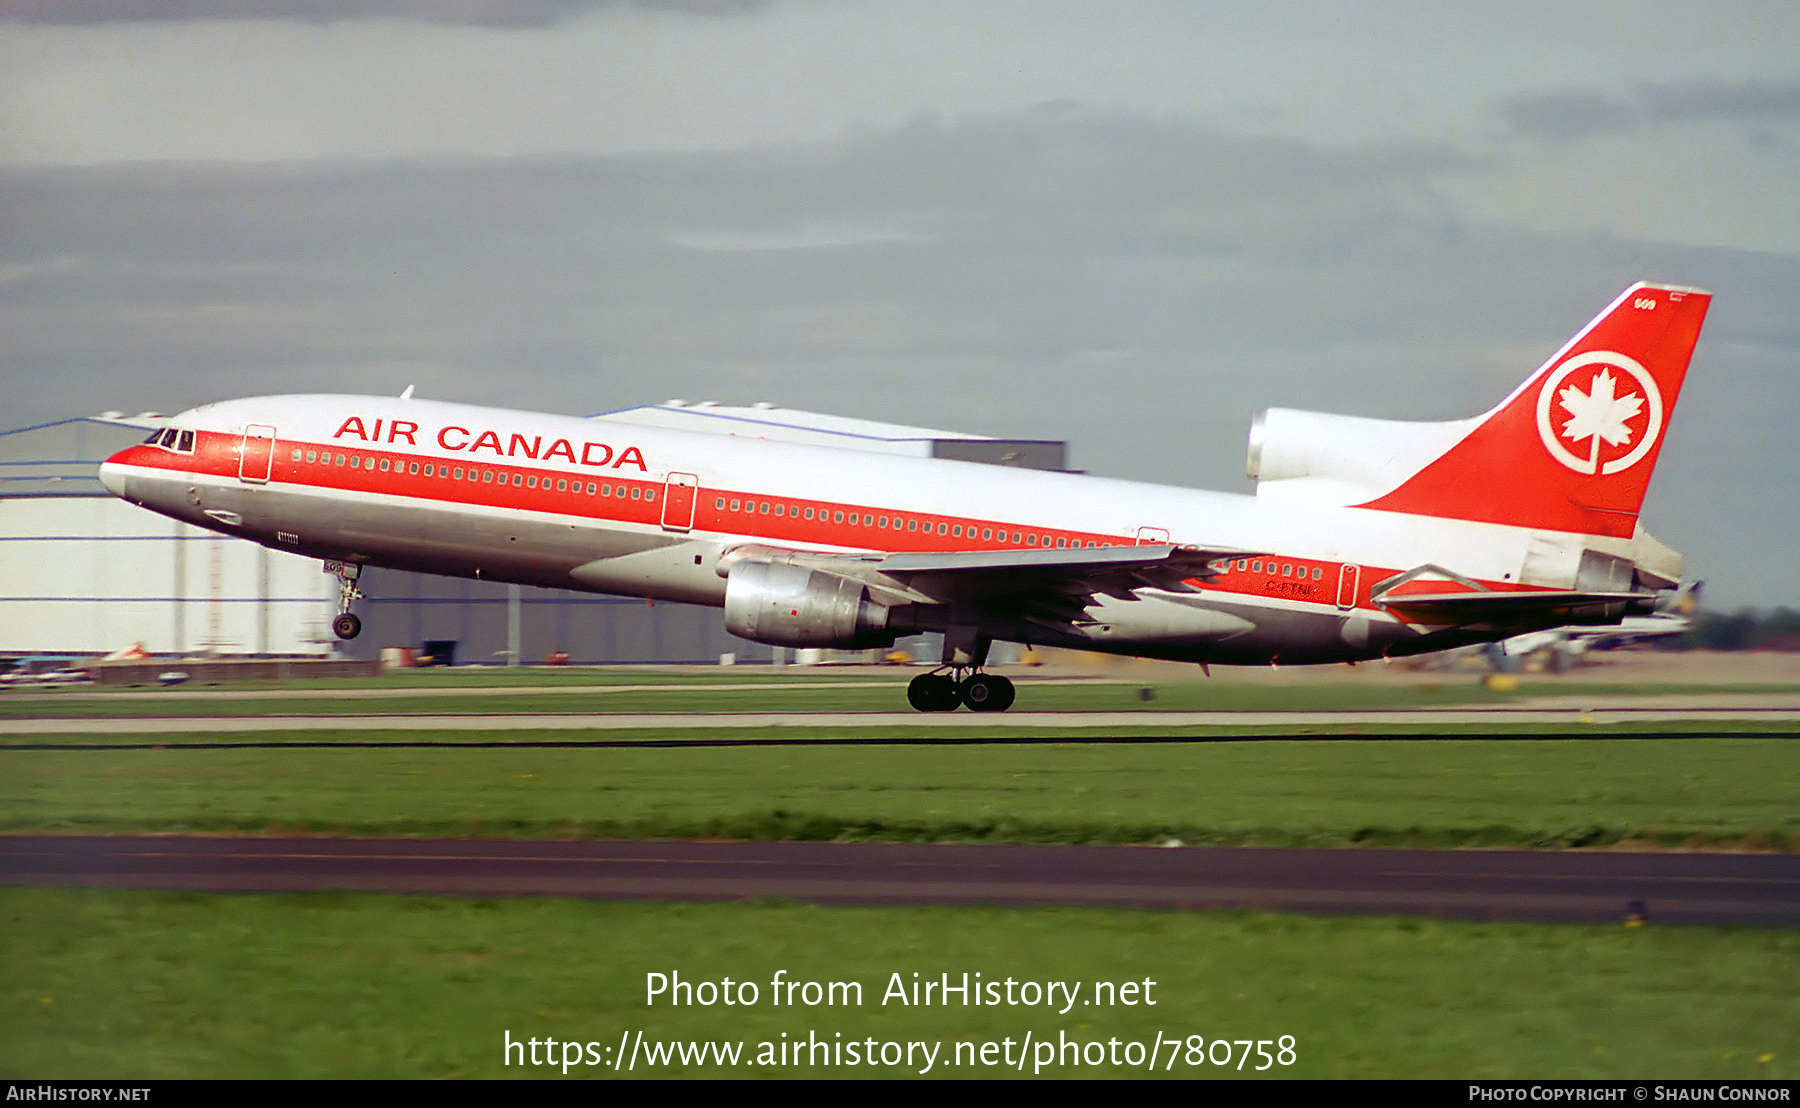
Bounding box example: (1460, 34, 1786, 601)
(147, 427, 195, 453)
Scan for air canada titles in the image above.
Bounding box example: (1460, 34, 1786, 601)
(331, 415, 648, 471)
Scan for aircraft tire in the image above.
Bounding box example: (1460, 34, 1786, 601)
(332, 613, 362, 640)
(961, 673, 1015, 712)
(907, 673, 961, 712)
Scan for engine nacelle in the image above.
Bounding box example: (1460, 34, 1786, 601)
(1247, 407, 1476, 506)
(723, 559, 894, 649)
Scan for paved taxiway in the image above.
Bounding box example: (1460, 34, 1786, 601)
(5, 835, 1795, 926)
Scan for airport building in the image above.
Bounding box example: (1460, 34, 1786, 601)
(0, 415, 337, 659)
(0, 403, 1066, 666)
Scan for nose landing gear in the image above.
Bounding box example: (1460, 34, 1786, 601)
(327, 560, 364, 640)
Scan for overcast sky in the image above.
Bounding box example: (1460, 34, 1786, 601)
(2, 1, 1796, 611)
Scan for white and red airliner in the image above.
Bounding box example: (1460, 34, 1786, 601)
(100, 282, 1711, 711)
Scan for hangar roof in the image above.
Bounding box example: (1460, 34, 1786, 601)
(590, 401, 1071, 471)
(0, 417, 146, 497)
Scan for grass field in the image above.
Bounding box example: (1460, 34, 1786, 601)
(5, 669, 1795, 1079)
(3, 887, 1793, 1079)
(1, 677, 1524, 717)
(5, 733, 1794, 849)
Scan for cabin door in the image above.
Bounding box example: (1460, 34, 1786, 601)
(660, 472, 698, 532)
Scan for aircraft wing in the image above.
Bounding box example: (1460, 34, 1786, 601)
(874, 543, 1243, 628)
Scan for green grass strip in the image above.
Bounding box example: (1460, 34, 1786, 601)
(6, 736, 1793, 850)
(9, 678, 1799, 718)
(2, 887, 1793, 1078)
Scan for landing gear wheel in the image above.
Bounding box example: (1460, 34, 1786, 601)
(960, 673, 1015, 712)
(327, 561, 365, 642)
(907, 673, 962, 712)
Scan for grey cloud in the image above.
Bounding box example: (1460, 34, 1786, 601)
(1504, 79, 1800, 140)
(1502, 88, 1640, 142)
(1638, 79, 1800, 125)
(0, 110, 1773, 419)
(0, 112, 1510, 453)
(0, 0, 768, 27)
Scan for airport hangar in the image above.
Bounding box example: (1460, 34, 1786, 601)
(0, 402, 1066, 667)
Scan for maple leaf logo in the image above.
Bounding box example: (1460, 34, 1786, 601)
(1534, 352, 1664, 476)
(1558, 367, 1644, 469)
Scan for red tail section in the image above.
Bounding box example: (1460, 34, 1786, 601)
(1357, 283, 1710, 538)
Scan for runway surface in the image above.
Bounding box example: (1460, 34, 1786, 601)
(5, 835, 1796, 926)
(5, 706, 1800, 734)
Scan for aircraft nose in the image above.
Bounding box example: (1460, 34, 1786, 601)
(98, 451, 130, 497)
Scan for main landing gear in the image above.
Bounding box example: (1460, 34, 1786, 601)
(906, 630, 1015, 712)
(906, 669, 1016, 713)
(328, 561, 364, 640)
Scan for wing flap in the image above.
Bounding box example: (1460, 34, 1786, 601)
(877, 543, 1243, 602)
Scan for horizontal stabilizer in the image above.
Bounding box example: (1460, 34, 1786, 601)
(1376, 589, 1654, 627)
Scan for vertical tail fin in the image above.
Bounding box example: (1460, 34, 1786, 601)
(1357, 283, 1711, 538)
